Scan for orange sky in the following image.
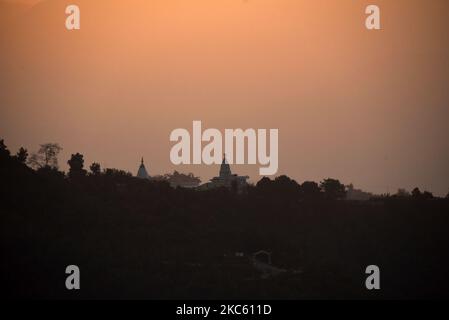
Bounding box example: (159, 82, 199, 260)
(1, 0, 448, 195)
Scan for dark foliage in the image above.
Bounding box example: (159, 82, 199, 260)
(14, 147, 28, 164)
(68, 153, 87, 179)
(27, 143, 62, 170)
(1, 140, 448, 299)
(320, 178, 347, 200)
(89, 162, 101, 176)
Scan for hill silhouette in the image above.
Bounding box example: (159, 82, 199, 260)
(1, 139, 449, 299)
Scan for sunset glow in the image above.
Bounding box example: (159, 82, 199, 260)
(1, 0, 448, 195)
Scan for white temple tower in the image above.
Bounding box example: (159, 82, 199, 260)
(136, 157, 150, 179)
(198, 154, 249, 192)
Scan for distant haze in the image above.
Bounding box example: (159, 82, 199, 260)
(1, 0, 448, 195)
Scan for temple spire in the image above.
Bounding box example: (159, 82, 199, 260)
(137, 157, 149, 179)
(219, 153, 231, 177)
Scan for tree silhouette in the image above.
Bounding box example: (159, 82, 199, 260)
(274, 175, 300, 189)
(104, 168, 132, 178)
(273, 175, 300, 197)
(301, 181, 321, 199)
(15, 147, 28, 164)
(411, 188, 433, 200)
(256, 176, 272, 188)
(90, 162, 101, 175)
(2, 138, 449, 300)
(68, 153, 87, 178)
(412, 187, 422, 198)
(320, 178, 346, 200)
(27, 143, 62, 169)
(422, 191, 433, 200)
(0, 139, 10, 158)
(255, 177, 274, 196)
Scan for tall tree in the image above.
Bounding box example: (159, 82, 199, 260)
(89, 162, 101, 175)
(0, 139, 10, 158)
(27, 143, 62, 169)
(15, 147, 28, 164)
(273, 175, 301, 197)
(412, 187, 422, 198)
(301, 181, 321, 199)
(256, 177, 272, 188)
(320, 178, 346, 200)
(68, 153, 87, 178)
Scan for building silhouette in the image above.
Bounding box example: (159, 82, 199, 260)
(136, 157, 150, 179)
(199, 155, 249, 193)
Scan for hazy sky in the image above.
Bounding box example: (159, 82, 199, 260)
(1, 0, 448, 195)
